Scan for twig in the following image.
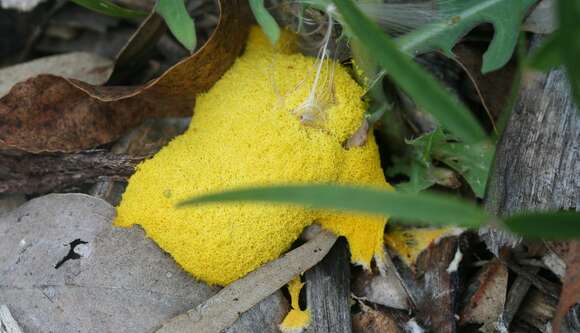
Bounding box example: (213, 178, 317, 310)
(0, 305, 23, 333)
(156, 231, 338, 333)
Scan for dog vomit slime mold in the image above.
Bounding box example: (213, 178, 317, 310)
(115, 27, 394, 286)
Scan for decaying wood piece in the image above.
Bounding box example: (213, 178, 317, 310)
(352, 308, 404, 333)
(0, 150, 141, 194)
(481, 62, 579, 254)
(459, 259, 508, 333)
(0, 305, 23, 333)
(481, 34, 579, 331)
(500, 267, 539, 330)
(415, 236, 460, 333)
(305, 237, 352, 333)
(156, 231, 338, 333)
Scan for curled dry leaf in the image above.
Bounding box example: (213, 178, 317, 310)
(0, 52, 113, 97)
(0, 0, 249, 153)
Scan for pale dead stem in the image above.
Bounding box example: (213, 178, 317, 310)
(156, 231, 338, 333)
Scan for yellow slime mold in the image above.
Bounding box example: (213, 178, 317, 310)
(115, 27, 393, 286)
(279, 277, 310, 332)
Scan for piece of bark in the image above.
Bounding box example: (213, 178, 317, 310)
(480, 60, 579, 254)
(352, 309, 403, 333)
(515, 287, 558, 332)
(501, 267, 540, 331)
(415, 236, 460, 333)
(460, 259, 508, 333)
(305, 237, 352, 333)
(0, 150, 140, 194)
(478, 33, 579, 332)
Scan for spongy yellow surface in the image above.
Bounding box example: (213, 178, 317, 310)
(280, 277, 310, 333)
(115, 27, 393, 285)
(384, 227, 457, 266)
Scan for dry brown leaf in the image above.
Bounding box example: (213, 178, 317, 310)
(0, 0, 249, 153)
(0, 52, 113, 97)
(553, 241, 580, 333)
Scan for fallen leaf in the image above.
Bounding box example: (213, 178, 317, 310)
(0, 0, 249, 153)
(0, 52, 113, 97)
(352, 269, 409, 310)
(553, 241, 580, 333)
(0, 193, 287, 332)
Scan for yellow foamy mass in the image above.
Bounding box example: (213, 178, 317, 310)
(115, 27, 393, 285)
(279, 277, 310, 333)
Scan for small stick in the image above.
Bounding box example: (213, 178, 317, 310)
(156, 231, 338, 333)
(0, 305, 23, 333)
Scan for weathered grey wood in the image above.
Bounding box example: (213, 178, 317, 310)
(306, 238, 352, 333)
(481, 36, 579, 332)
(482, 64, 579, 254)
(0, 305, 23, 333)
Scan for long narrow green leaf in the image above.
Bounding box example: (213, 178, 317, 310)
(332, 0, 487, 143)
(558, 0, 580, 107)
(249, 0, 281, 45)
(156, 0, 196, 51)
(504, 211, 580, 240)
(71, 0, 147, 18)
(178, 184, 490, 227)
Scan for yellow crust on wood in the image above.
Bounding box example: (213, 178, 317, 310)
(279, 277, 310, 333)
(115, 27, 393, 285)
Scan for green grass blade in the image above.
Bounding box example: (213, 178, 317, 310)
(178, 184, 490, 228)
(249, 0, 281, 44)
(332, 0, 487, 143)
(504, 211, 580, 240)
(558, 0, 580, 108)
(156, 0, 196, 51)
(71, 0, 147, 18)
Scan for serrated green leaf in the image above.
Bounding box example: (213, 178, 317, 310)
(156, 0, 196, 51)
(333, 0, 487, 144)
(249, 0, 281, 45)
(407, 129, 494, 198)
(178, 184, 490, 227)
(396, 165, 436, 193)
(558, 0, 580, 107)
(71, 0, 147, 18)
(504, 211, 580, 240)
(398, 0, 538, 73)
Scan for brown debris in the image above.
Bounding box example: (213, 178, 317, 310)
(415, 236, 460, 333)
(352, 309, 403, 333)
(553, 241, 580, 333)
(460, 259, 508, 332)
(0, 150, 141, 194)
(0, 0, 249, 153)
